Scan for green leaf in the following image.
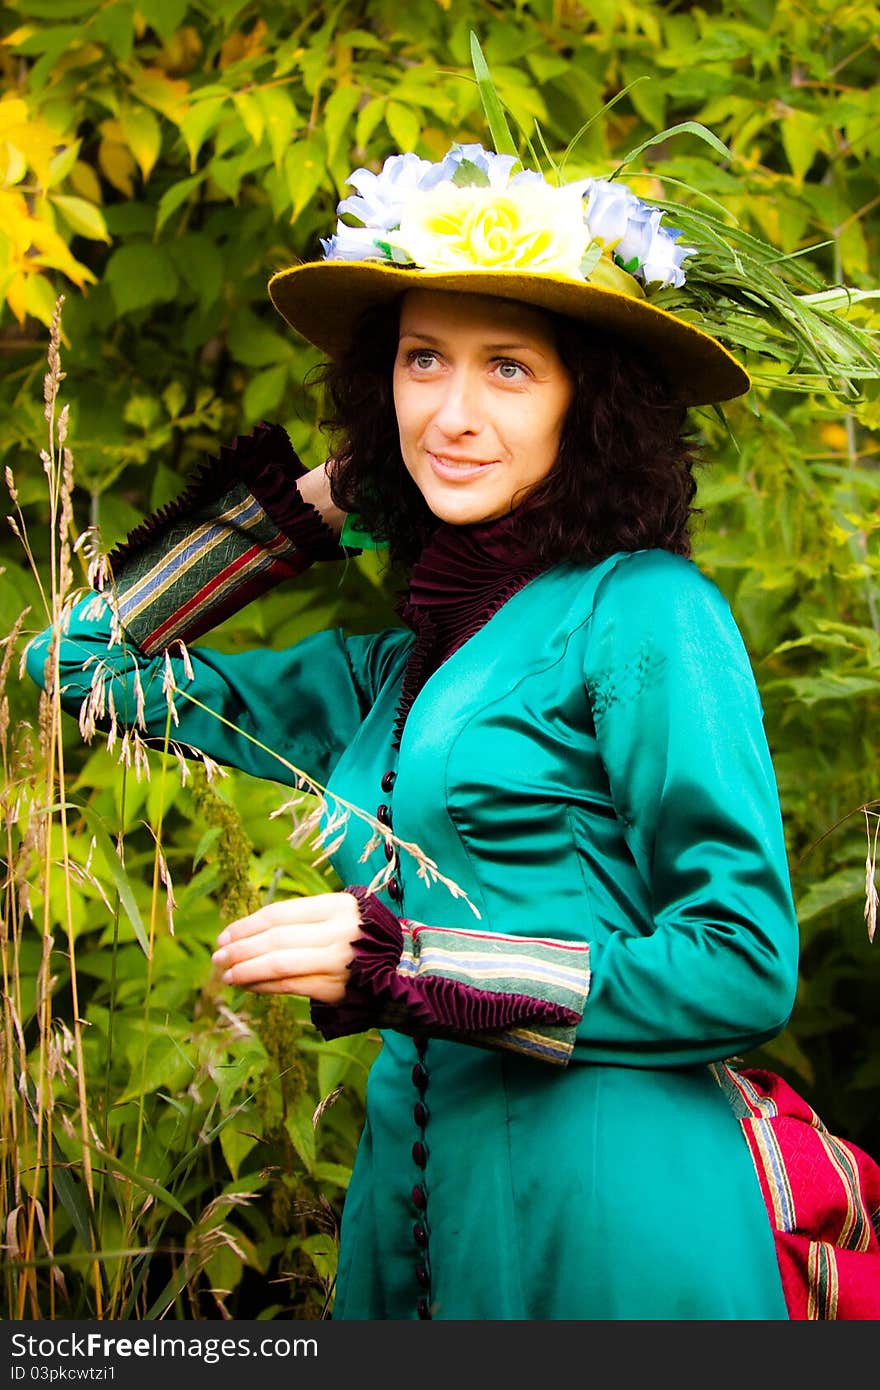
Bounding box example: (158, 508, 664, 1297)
(451, 158, 490, 188)
(139, 0, 189, 43)
(255, 86, 300, 170)
(469, 31, 518, 158)
(47, 139, 82, 188)
(180, 95, 227, 172)
(161, 379, 186, 419)
(51, 195, 111, 242)
(12, 1, 98, 13)
(123, 394, 162, 430)
(284, 133, 326, 220)
(385, 100, 420, 153)
(193, 826, 222, 867)
(76, 804, 149, 955)
(166, 232, 224, 310)
(105, 242, 180, 314)
(155, 172, 204, 234)
(355, 96, 385, 150)
(780, 108, 822, 185)
(796, 866, 865, 926)
(227, 311, 294, 366)
(323, 84, 362, 165)
(52, 1159, 95, 1254)
(312, 1161, 352, 1189)
(611, 121, 730, 178)
(118, 1034, 194, 1102)
(243, 363, 289, 422)
(89, 1, 136, 61)
(85, 1134, 191, 1221)
(231, 91, 265, 147)
(285, 1093, 316, 1172)
(219, 1116, 259, 1180)
(119, 105, 163, 182)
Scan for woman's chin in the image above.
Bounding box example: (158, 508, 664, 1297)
(418, 482, 509, 527)
(426, 499, 507, 526)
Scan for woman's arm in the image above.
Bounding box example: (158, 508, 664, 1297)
(24, 422, 393, 786)
(213, 552, 798, 1071)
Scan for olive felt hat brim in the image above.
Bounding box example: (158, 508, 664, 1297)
(267, 260, 751, 408)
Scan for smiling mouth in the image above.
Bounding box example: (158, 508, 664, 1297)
(428, 452, 497, 478)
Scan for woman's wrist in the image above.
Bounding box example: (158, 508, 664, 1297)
(296, 460, 347, 538)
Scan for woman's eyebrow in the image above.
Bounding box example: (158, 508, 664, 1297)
(398, 330, 547, 355)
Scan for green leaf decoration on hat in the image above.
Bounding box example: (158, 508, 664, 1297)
(467, 31, 880, 403)
(470, 32, 518, 161)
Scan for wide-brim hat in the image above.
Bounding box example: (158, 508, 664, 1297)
(268, 259, 749, 408)
(267, 144, 755, 408)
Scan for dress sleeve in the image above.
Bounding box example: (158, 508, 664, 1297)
(24, 423, 384, 786)
(311, 885, 591, 1066)
(573, 549, 799, 1066)
(314, 550, 799, 1071)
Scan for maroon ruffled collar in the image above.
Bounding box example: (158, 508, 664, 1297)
(392, 513, 546, 745)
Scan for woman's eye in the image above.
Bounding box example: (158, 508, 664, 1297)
(495, 360, 527, 381)
(409, 350, 437, 370)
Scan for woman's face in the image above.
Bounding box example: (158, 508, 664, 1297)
(392, 290, 573, 526)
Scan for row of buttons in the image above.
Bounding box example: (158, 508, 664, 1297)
(377, 769, 400, 899)
(411, 1047, 431, 1318)
(378, 765, 432, 1318)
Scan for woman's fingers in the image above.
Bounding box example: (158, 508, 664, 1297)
(211, 891, 363, 1000)
(217, 892, 359, 945)
(240, 974, 348, 1003)
(216, 941, 351, 986)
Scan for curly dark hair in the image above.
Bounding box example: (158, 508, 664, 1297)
(317, 298, 700, 571)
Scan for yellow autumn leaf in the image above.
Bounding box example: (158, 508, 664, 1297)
(0, 191, 94, 322)
(0, 26, 33, 46)
(219, 19, 268, 68)
(1, 140, 27, 187)
(0, 98, 28, 131)
(119, 105, 162, 182)
(156, 25, 203, 76)
(99, 118, 125, 143)
(819, 423, 849, 450)
(26, 216, 96, 286)
(69, 160, 102, 204)
(98, 140, 136, 198)
(23, 270, 61, 328)
(5, 269, 27, 323)
(130, 66, 190, 124)
(0, 103, 60, 192)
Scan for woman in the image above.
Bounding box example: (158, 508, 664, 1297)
(27, 144, 880, 1319)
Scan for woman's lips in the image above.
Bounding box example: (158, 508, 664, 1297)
(428, 452, 497, 481)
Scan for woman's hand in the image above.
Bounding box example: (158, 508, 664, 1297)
(295, 458, 347, 537)
(211, 891, 363, 1003)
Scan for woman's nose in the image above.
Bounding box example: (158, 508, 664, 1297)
(432, 372, 481, 436)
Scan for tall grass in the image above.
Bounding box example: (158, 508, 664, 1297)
(1, 302, 385, 1319)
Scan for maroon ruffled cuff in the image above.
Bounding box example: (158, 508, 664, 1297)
(107, 422, 348, 654)
(311, 886, 590, 1066)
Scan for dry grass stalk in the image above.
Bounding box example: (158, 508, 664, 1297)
(865, 808, 879, 944)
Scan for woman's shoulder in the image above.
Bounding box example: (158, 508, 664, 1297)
(541, 548, 734, 629)
(577, 548, 752, 671)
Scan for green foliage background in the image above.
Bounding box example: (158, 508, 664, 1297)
(1, 0, 878, 1319)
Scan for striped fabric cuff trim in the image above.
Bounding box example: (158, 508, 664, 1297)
(470, 1022, 578, 1066)
(397, 920, 590, 1017)
(115, 483, 301, 653)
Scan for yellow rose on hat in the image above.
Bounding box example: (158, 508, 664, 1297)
(393, 181, 592, 278)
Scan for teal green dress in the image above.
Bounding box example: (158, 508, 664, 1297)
(30, 535, 797, 1319)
